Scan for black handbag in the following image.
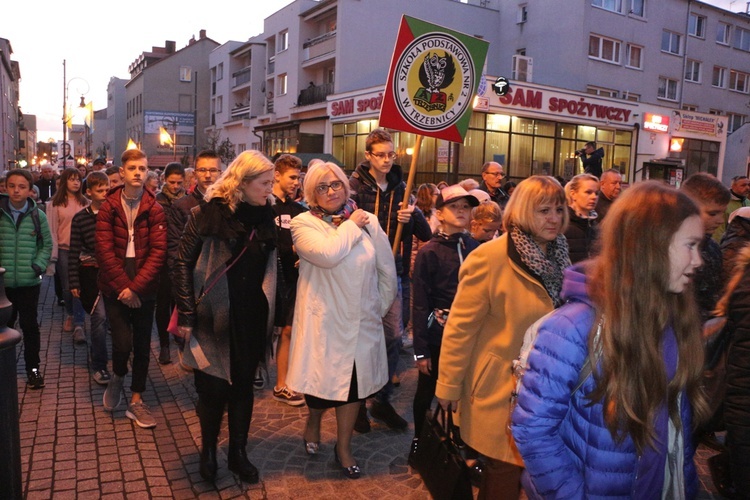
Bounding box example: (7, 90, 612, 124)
(410, 406, 473, 500)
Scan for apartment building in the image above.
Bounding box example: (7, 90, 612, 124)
(205, 0, 750, 184)
(0, 37, 20, 172)
(125, 31, 219, 167)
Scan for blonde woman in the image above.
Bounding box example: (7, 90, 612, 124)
(563, 173, 600, 263)
(173, 150, 278, 483)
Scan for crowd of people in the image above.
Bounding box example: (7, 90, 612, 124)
(2, 128, 750, 498)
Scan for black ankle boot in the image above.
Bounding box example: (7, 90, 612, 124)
(199, 445, 217, 481)
(227, 444, 259, 483)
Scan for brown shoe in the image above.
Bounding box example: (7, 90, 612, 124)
(63, 316, 73, 333)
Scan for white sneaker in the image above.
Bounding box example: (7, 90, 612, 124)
(126, 402, 157, 429)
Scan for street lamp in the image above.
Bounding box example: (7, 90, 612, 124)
(62, 59, 89, 168)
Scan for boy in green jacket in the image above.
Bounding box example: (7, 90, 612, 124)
(0, 169, 53, 389)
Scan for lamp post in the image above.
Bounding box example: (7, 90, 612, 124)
(62, 59, 89, 168)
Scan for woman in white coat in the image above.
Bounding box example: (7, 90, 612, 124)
(287, 161, 397, 479)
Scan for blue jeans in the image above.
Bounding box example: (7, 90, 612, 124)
(89, 293, 108, 372)
(377, 276, 402, 404)
(57, 249, 85, 326)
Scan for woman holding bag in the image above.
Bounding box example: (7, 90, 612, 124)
(286, 162, 397, 479)
(511, 181, 709, 498)
(172, 150, 278, 484)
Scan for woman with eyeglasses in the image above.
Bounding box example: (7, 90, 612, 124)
(172, 150, 278, 484)
(286, 162, 397, 479)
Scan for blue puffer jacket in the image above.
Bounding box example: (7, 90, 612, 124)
(511, 265, 698, 499)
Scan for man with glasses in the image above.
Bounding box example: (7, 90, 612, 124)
(167, 150, 222, 369)
(479, 161, 509, 208)
(349, 128, 432, 432)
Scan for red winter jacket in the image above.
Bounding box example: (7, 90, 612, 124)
(95, 186, 167, 298)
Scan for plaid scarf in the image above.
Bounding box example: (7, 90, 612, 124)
(310, 198, 358, 226)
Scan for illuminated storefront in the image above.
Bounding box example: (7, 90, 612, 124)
(326, 81, 726, 184)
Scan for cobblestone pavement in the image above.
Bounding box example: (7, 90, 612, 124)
(12, 277, 722, 499)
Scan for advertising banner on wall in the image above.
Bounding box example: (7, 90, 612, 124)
(378, 16, 489, 143)
(144, 111, 195, 136)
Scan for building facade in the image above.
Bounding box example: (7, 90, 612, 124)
(0, 38, 20, 172)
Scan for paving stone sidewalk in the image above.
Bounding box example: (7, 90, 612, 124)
(12, 277, 722, 498)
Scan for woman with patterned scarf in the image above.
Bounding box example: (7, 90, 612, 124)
(435, 175, 570, 499)
(287, 162, 397, 479)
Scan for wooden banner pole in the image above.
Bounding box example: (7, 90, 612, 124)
(392, 134, 423, 257)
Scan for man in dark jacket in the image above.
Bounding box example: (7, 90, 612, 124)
(35, 165, 57, 203)
(478, 161, 509, 208)
(578, 141, 604, 178)
(595, 168, 622, 222)
(97, 148, 167, 429)
(349, 128, 432, 431)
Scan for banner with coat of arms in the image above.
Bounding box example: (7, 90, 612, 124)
(379, 16, 490, 143)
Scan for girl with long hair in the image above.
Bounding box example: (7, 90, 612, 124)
(173, 150, 278, 483)
(512, 181, 710, 498)
(47, 167, 88, 342)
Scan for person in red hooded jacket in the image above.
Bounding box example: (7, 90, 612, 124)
(96, 148, 167, 429)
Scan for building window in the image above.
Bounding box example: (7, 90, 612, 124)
(661, 31, 681, 55)
(588, 34, 621, 63)
(623, 91, 640, 101)
(180, 66, 193, 82)
(734, 27, 750, 51)
(685, 60, 701, 83)
(592, 0, 622, 13)
(730, 70, 750, 93)
(517, 4, 528, 23)
(214, 96, 223, 114)
(717, 22, 731, 45)
(587, 86, 618, 98)
(658, 76, 679, 101)
(713, 66, 726, 88)
(682, 104, 698, 112)
(629, 0, 645, 17)
(217, 63, 223, 81)
(278, 30, 289, 53)
(626, 44, 642, 69)
(708, 109, 722, 115)
(278, 73, 288, 95)
(688, 13, 706, 38)
(512, 55, 533, 82)
(728, 113, 746, 133)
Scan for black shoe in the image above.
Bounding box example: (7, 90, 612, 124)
(199, 446, 217, 482)
(709, 452, 738, 499)
(407, 438, 419, 467)
(227, 445, 259, 484)
(27, 369, 45, 389)
(370, 399, 407, 430)
(158, 345, 171, 365)
(334, 443, 361, 479)
(353, 402, 371, 434)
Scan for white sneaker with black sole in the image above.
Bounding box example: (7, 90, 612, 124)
(126, 401, 157, 429)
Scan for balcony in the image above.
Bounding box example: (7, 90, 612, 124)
(267, 57, 275, 75)
(303, 31, 336, 63)
(233, 66, 252, 88)
(266, 98, 274, 114)
(298, 82, 333, 106)
(231, 104, 251, 120)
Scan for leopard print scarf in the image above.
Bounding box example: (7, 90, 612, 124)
(509, 224, 570, 308)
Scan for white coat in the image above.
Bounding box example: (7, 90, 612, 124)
(287, 210, 398, 401)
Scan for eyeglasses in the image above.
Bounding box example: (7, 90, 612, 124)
(315, 180, 345, 195)
(484, 171, 504, 178)
(368, 151, 397, 160)
(196, 168, 220, 174)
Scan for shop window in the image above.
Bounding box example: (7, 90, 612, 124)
(717, 22, 731, 45)
(658, 76, 679, 101)
(589, 34, 621, 64)
(487, 113, 511, 131)
(510, 135, 533, 178)
(626, 44, 642, 69)
(459, 129, 486, 175)
(661, 31, 681, 55)
(577, 125, 597, 142)
(485, 132, 510, 167)
(688, 14, 706, 38)
(685, 60, 701, 83)
(597, 129, 615, 144)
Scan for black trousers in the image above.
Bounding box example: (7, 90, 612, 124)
(6, 285, 41, 374)
(412, 342, 441, 439)
(103, 295, 155, 394)
(194, 361, 260, 447)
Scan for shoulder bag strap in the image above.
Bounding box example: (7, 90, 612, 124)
(196, 228, 255, 305)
